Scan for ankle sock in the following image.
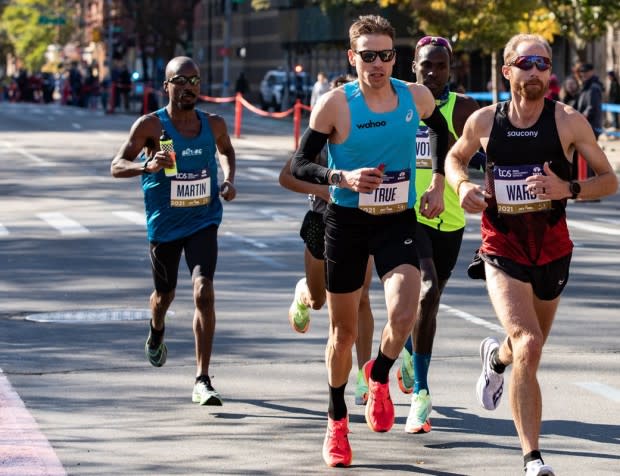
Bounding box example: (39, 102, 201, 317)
(524, 450, 543, 466)
(491, 348, 506, 374)
(412, 352, 431, 394)
(148, 322, 165, 347)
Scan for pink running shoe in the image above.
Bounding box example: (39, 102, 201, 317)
(322, 416, 352, 467)
(362, 359, 395, 432)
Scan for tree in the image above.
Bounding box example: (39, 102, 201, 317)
(2, 0, 75, 72)
(543, 0, 620, 60)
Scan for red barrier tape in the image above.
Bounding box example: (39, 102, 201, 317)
(199, 94, 236, 103)
(237, 95, 295, 118)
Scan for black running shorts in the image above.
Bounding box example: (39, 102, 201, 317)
(416, 222, 464, 281)
(481, 252, 571, 300)
(149, 224, 218, 293)
(300, 210, 325, 260)
(324, 204, 420, 293)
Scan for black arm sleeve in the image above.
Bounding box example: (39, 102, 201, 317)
(424, 106, 449, 175)
(291, 128, 331, 184)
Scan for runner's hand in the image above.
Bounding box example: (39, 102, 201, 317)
(341, 167, 383, 193)
(220, 180, 236, 201)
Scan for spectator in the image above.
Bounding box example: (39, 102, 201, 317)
(545, 73, 560, 101)
(561, 76, 579, 108)
(234, 72, 249, 95)
(576, 63, 603, 138)
(117, 64, 132, 111)
(607, 71, 620, 130)
(310, 71, 329, 107)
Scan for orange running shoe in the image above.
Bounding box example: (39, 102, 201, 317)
(322, 416, 352, 467)
(362, 359, 395, 432)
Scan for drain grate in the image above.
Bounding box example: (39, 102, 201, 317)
(23, 309, 173, 323)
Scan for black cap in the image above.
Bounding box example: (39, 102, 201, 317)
(578, 63, 594, 73)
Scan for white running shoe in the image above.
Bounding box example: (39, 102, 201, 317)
(404, 389, 432, 434)
(476, 337, 504, 410)
(288, 278, 310, 333)
(524, 459, 555, 475)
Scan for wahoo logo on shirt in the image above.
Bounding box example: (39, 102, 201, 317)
(356, 119, 387, 129)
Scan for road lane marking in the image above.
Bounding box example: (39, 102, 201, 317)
(224, 231, 268, 248)
(0, 223, 8, 237)
(0, 141, 55, 167)
(568, 219, 620, 236)
(440, 304, 504, 333)
(237, 249, 287, 269)
(72, 123, 81, 130)
(574, 382, 620, 402)
(113, 210, 146, 226)
(37, 212, 89, 235)
(0, 369, 67, 475)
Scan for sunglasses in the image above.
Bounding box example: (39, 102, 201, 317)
(166, 75, 201, 86)
(508, 55, 551, 72)
(415, 36, 452, 55)
(354, 49, 396, 63)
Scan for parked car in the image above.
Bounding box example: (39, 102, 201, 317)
(259, 70, 311, 111)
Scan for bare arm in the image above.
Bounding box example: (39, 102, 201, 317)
(110, 114, 164, 177)
(209, 114, 237, 201)
(445, 107, 494, 213)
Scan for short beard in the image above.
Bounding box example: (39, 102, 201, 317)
(515, 79, 547, 100)
(177, 100, 195, 111)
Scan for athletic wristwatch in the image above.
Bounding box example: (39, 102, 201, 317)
(329, 170, 342, 187)
(569, 180, 581, 199)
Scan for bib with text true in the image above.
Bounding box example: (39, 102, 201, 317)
(359, 169, 410, 215)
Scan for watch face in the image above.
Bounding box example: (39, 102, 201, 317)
(331, 173, 341, 185)
(570, 181, 581, 194)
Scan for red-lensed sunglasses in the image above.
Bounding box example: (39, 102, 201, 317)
(415, 36, 452, 55)
(508, 55, 552, 72)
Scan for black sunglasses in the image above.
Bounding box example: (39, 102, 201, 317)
(508, 55, 551, 72)
(354, 49, 396, 63)
(415, 36, 452, 55)
(166, 75, 201, 86)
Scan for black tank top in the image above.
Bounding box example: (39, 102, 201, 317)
(485, 98, 571, 227)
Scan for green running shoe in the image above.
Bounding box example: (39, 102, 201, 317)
(192, 375, 223, 406)
(145, 329, 167, 367)
(405, 389, 432, 433)
(288, 278, 310, 333)
(355, 367, 368, 405)
(397, 347, 414, 394)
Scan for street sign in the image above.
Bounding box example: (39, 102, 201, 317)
(38, 16, 66, 25)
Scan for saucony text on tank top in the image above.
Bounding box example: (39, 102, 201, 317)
(482, 98, 573, 265)
(328, 78, 419, 214)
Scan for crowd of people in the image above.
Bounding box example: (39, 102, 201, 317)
(106, 14, 618, 476)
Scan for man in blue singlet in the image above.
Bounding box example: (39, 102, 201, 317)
(446, 34, 617, 475)
(291, 15, 450, 467)
(396, 36, 479, 434)
(111, 56, 237, 407)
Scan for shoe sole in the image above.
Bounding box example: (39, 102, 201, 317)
(288, 310, 309, 333)
(192, 394, 223, 406)
(396, 367, 413, 394)
(354, 392, 368, 406)
(145, 342, 167, 367)
(405, 419, 431, 434)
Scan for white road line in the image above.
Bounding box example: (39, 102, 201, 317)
(568, 219, 620, 236)
(0, 223, 8, 237)
(72, 123, 81, 129)
(224, 231, 268, 248)
(574, 382, 620, 403)
(0, 369, 67, 475)
(237, 249, 287, 269)
(113, 210, 146, 226)
(0, 141, 55, 167)
(247, 166, 280, 178)
(37, 212, 89, 235)
(440, 304, 504, 333)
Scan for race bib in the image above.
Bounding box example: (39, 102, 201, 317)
(359, 168, 410, 215)
(170, 169, 211, 207)
(415, 126, 432, 169)
(494, 164, 551, 214)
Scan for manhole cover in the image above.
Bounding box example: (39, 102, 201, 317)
(24, 309, 173, 323)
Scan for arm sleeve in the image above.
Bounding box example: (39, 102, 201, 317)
(423, 106, 449, 175)
(291, 128, 331, 184)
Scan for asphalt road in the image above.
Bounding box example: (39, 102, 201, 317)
(0, 101, 618, 475)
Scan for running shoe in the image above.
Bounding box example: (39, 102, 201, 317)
(476, 337, 504, 410)
(288, 278, 310, 333)
(145, 328, 167, 367)
(362, 359, 394, 432)
(404, 389, 432, 434)
(396, 347, 414, 394)
(192, 375, 223, 406)
(524, 459, 555, 476)
(322, 416, 352, 467)
(354, 368, 368, 405)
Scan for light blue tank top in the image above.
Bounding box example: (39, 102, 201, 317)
(327, 78, 419, 212)
(141, 108, 222, 242)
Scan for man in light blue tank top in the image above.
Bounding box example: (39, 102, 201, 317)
(291, 15, 450, 467)
(111, 56, 237, 407)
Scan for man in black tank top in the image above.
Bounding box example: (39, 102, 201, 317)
(445, 34, 617, 476)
